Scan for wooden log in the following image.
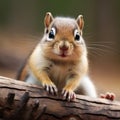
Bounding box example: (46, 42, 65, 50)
(0, 76, 120, 120)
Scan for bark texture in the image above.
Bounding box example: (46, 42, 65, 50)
(0, 76, 120, 120)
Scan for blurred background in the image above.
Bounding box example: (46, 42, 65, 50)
(0, 0, 120, 99)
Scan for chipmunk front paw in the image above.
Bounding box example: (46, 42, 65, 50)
(43, 82, 58, 95)
(62, 88, 76, 101)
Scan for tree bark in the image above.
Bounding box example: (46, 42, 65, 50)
(0, 76, 120, 120)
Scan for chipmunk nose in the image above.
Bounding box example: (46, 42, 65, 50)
(59, 45, 69, 51)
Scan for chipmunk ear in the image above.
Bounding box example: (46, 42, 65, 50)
(76, 15, 84, 30)
(44, 12, 54, 28)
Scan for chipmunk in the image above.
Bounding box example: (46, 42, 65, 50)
(17, 12, 98, 101)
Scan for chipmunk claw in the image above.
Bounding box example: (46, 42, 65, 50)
(62, 89, 76, 101)
(44, 83, 58, 95)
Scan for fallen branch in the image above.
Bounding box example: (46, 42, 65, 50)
(0, 76, 120, 120)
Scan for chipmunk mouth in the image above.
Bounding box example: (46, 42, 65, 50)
(53, 50, 70, 58)
(52, 48, 69, 57)
(60, 52, 68, 57)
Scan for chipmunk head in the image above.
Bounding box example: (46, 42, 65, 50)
(41, 12, 87, 62)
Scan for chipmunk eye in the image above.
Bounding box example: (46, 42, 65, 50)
(47, 27, 56, 41)
(74, 29, 80, 41)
